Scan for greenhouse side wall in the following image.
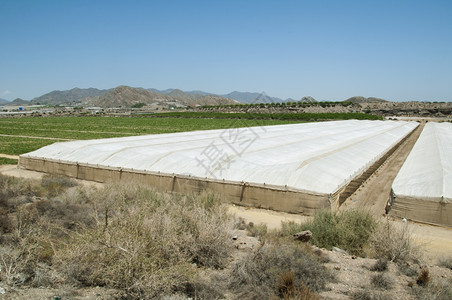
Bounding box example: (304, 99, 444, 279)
(19, 156, 331, 215)
(390, 194, 452, 227)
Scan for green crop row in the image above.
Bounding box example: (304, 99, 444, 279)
(153, 111, 382, 121)
(0, 116, 299, 155)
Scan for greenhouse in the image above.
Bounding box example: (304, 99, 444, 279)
(390, 122, 452, 227)
(19, 120, 418, 214)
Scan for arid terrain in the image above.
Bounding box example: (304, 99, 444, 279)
(0, 114, 451, 299)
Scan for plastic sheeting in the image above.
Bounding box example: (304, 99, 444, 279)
(21, 120, 418, 195)
(392, 122, 452, 203)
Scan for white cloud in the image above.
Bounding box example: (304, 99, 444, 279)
(3, 90, 12, 95)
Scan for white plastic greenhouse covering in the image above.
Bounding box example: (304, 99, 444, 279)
(391, 122, 452, 227)
(19, 120, 418, 214)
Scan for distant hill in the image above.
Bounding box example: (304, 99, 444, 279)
(31, 87, 109, 105)
(345, 96, 388, 103)
(83, 86, 237, 108)
(10, 98, 29, 105)
(185, 90, 214, 96)
(26, 86, 395, 107)
(147, 88, 175, 94)
(0, 98, 9, 104)
(221, 91, 283, 104)
(300, 96, 318, 103)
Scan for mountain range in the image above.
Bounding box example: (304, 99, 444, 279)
(1, 86, 390, 107)
(31, 87, 109, 105)
(345, 96, 388, 103)
(83, 86, 238, 108)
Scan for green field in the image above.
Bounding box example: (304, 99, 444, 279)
(0, 112, 382, 161)
(0, 116, 300, 157)
(154, 111, 382, 121)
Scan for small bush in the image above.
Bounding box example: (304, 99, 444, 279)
(371, 259, 388, 272)
(351, 290, 392, 300)
(246, 222, 268, 240)
(398, 263, 419, 277)
(438, 256, 452, 269)
(410, 277, 452, 300)
(370, 219, 421, 263)
(233, 216, 247, 230)
(294, 209, 376, 256)
(276, 271, 321, 300)
(0, 207, 11, 233)
(0, 174, 41, 209)
(41, 174, 77, 197)
(371, 273, 393, 289)
(229, 239, 334, 298)
(416, 267, 430, 286)
(280, 220, 305, 236)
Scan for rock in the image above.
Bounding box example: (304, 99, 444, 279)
(332, 247, 349, 255)
(293, 230, 312, 242)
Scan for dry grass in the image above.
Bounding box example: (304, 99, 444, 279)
(351, 290, 392, 300)
(370, 259, 388, 272)
(229, 240, 334, 299)
(0, 174, 234, 299)
(371, 273, 393, 289)
(280, 209, 376, 256)
(438, 256, 452, 269)
(369, 218, 421, 263)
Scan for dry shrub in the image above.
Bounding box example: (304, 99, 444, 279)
(0, 174, 41, 209)
(280, 220, 305, 236)
(371, 273, 393, 289)
(0, 207, 12, 234)
(351, 290, 392, 300)
(399, 263, 419, 277)
(410, 277, 452, 300)
(277, 271, 321, 300)
(229, 240, 334, 299)
(285, 209, 376, 256)
(54, 183, 233, 298)
(41, 174, 77, 197)
(416, 267, 430, 286)
(438, 256, 452, 269)
(246, 222, 268, 240)
(0, 176, 233, 298)
(370, 258, 388, 272)
(369, 218, 421, 263)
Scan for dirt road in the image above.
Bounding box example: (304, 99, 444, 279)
(0, 153, 19, 159)
(340, 123, 425, 215)
(0, 133, 72, 140)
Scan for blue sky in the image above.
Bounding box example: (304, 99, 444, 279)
(1, 0, 451, 102)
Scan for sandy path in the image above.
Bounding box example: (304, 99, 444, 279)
(0, 133, 72, 140)
(228, 205, 311, 230)
(340, 123, 425, 215)
(0, 164, 45, 180)
(0, 153, 19, 159)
